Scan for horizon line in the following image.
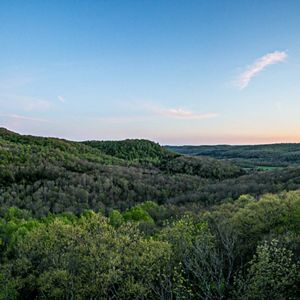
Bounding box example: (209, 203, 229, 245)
(1, 126, 300, 147)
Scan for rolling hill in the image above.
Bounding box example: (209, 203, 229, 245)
(166, 143, 300, 168)
(0, 128, 242, 216)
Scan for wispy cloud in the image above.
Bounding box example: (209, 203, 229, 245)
(235, 51, 287, 89)
(0, 95, 51, 112)
(0, 114, 49, 123)
(132, 102, 219, 120)
(156, 107, 219, 120)
(58, 95, 66, 103)
(92, 103, 219, 124)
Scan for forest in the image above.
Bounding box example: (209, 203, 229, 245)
(0, 128, 299, 299)
(166, 144, 300, 169)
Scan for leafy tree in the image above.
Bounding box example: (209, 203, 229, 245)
(233, 239, 300, 300)
(108, 209, 124, 227)
(123, 206, 154, 224)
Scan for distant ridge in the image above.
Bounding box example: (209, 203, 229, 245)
(166, 143, 300, 168)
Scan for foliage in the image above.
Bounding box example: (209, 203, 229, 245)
(0, 190, 299, 299)
(233, 240, 300, 300)
(0, 213, 172, 299)
(0, 128, 243, 216)
(0, 128, 300, 299)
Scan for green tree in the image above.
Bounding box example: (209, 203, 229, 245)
(108, 209, 124, 227)
(234, 239, 299, 300)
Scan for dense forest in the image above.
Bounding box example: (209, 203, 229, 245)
(0, 128, 243, 216)
(0, 128, 300, 299)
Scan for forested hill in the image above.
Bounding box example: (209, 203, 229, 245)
(84, 139, 173, 162)
(3, 128, 300, 218)
(0, 128, 242, 179)
(83, 138, 243, 177)
(0, 128, 242, 216)
(166, 143, 300, 169)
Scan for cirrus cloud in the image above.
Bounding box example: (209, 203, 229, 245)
(137, 102, 219, 120)
(235, 51, 287, 89)
(157, 107, 219, 120)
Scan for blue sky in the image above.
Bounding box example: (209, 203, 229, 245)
(1, 0, 300, 144)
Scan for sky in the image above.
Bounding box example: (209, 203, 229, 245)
(1, 0, 300, 145)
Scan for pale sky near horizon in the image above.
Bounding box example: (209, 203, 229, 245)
(1, 0, 300, 145)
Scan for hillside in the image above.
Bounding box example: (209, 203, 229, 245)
(0, 128, 242, 216)
(2, 129, 300, 217)
(84, 139, 172, 162)
(84, 139, 244, 178)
